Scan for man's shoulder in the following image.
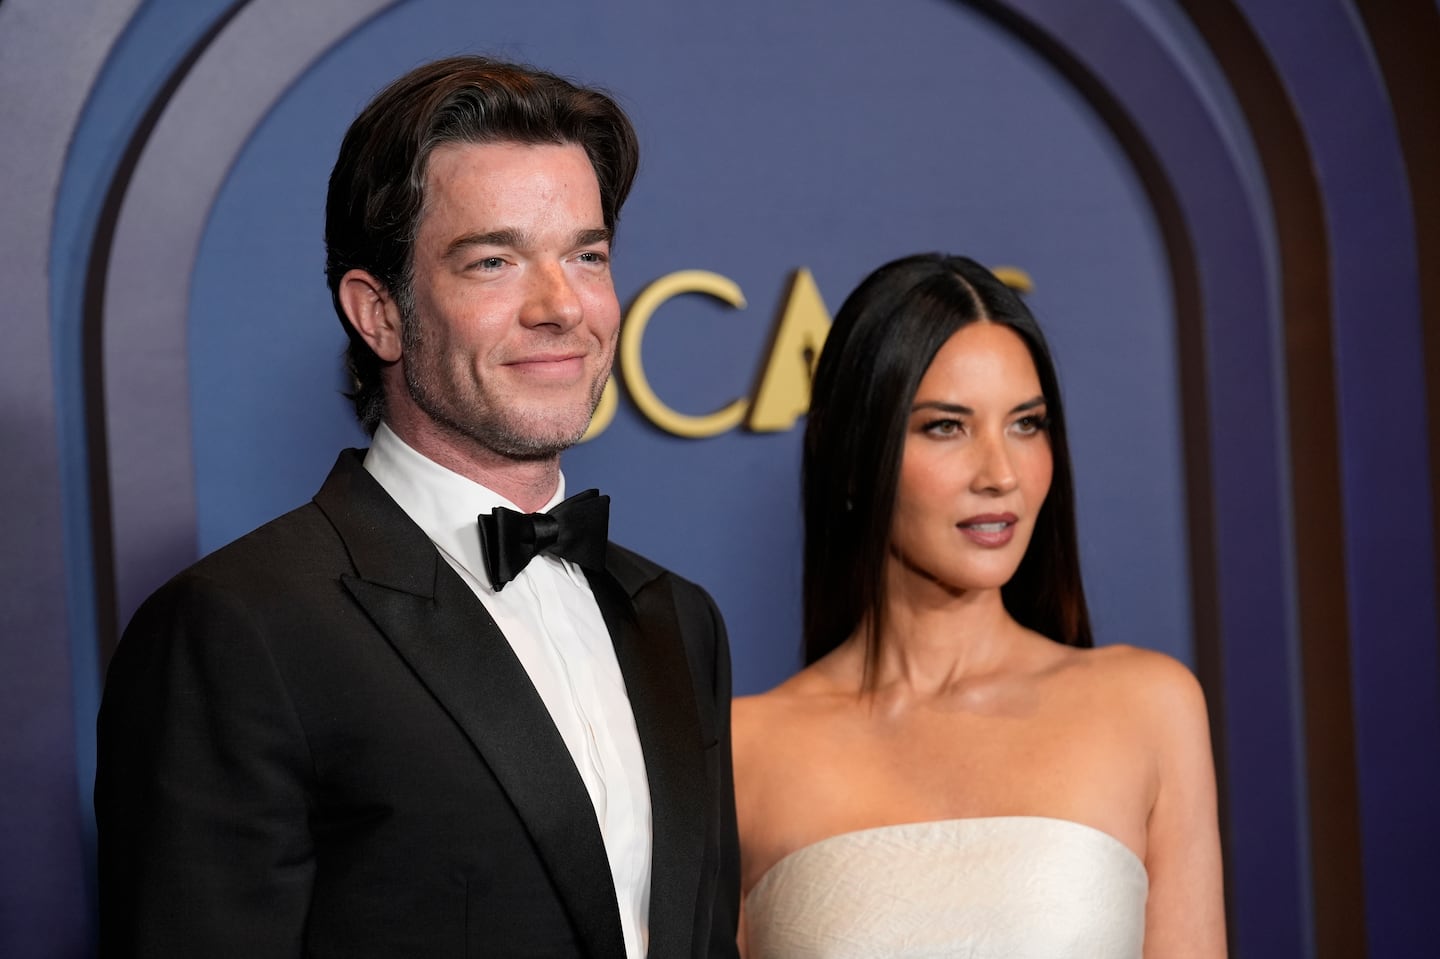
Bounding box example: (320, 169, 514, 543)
(195, 499, 338, 572)
(603, 539, 663, 585)
(138, 450, 379, 607)
(602, 541, 731, 649)
(604, 541, 711, 605)
(137, 499, 343, 616)
(177, 448, 383, 583)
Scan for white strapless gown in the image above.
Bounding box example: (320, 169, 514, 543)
(744, 817, 1147, 959)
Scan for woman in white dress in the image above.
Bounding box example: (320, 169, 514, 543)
(734, 254, 1225, 958)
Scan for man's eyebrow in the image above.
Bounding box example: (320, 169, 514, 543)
(442, 227, 613, 261)
(442, 228, 526, 261)
(575, 227, 612, 248)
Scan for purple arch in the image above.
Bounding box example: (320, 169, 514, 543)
(1243, 2, 1440, 954)
(965, 1, 1307, 953)
(0, 1, 144, 954)
(100, 0, 401, 636)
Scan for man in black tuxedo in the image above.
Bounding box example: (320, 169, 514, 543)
(96, 56, 739, 959)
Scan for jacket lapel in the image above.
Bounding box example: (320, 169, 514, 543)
(591, 553, 709, 959)
(314, 451, 626, 959)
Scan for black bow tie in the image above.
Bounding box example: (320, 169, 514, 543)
(477, 489, 610, 591)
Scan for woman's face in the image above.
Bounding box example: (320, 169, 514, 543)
(889, 320, 1053, 593)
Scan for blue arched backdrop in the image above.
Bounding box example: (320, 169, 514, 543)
(4, 1, 1437, 956)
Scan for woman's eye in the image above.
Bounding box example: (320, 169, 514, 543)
(1013, 414, 1050, 435)
(924, 419, 963, 436)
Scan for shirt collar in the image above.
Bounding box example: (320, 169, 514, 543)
(363, 422, 567, 588)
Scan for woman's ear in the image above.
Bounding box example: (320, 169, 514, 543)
(338, 269, 403, 362)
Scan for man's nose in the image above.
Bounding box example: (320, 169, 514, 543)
(519, 262, 584, 330)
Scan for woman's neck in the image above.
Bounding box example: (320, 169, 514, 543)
(835, 562, 1041, 708)
(884, 592, 1012, 681)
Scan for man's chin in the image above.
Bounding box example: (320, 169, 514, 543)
(471, 410, 596, 461)
(404, 383, 598, 461)
(493, 435, 580, 462)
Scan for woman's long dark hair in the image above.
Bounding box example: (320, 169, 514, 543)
(802, 254, 1092, 675)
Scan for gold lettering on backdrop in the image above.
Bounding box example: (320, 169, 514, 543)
(992, 266, 1033, 293)
(582, 264, 1032, 441)
(747, 268, 832, 432)
(619, 270, 750, 438)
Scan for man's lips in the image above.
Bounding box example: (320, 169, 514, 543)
(502, 353, 587, 376)
(956, 512, 1018, 547)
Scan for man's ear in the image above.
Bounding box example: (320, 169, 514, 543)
(338, 269, 404, 362)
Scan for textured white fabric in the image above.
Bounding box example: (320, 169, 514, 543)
(745, 817, 1146, 959)
(364, 423, 651, 959)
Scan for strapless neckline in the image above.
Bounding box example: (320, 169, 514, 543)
(750, 815, 1143, 897)
(744, 815, 1148, 959)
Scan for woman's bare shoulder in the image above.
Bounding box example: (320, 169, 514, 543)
(1089, 642, 1205, 700)
(1066, 642, 1200, 690)
(1088, 648, 1224, 955)
(1069, 643, 1212, 754)
(734, 664, 845, 740)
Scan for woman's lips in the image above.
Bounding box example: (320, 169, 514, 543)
(956, 513, 1018, 547)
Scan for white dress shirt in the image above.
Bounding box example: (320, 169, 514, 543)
(364, 423, 652, 958)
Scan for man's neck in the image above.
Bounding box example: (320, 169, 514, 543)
(381, 419, 561, 512)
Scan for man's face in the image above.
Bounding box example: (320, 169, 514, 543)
(394, 140, 620, 460)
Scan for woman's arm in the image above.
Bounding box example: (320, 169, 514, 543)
(1139, 655, 1227, 958)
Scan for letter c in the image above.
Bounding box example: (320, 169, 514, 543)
(620, 270, 749, 438)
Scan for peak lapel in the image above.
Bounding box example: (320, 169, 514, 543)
(316, 452, 627, 959)
(589, 563, 709, 959)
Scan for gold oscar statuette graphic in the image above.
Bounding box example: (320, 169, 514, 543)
(746, 267, 831, 433)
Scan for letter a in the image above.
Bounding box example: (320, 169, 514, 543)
(748, 268, 832, 432)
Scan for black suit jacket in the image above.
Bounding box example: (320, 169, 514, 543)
(96, 450, 740, 958)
